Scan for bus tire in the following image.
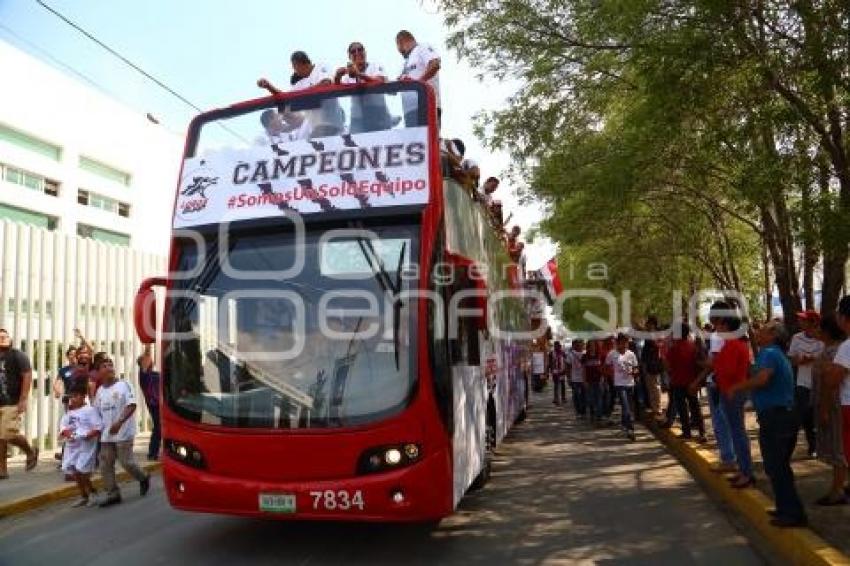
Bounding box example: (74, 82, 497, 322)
(470, 401, 496, 491)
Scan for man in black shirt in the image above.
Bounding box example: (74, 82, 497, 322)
(0, 328, 38, 478)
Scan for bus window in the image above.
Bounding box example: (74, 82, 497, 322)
(449, 267, 481, 367)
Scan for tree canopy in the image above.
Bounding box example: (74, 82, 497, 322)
(440, 0, 850, 328)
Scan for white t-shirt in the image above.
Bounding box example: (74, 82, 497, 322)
(340, 61, 387, 85)
(705, 332, 724, 385)
(291, 63, 342, 137)
(94, 380, 138, 443)
(569, 351, 585, 383)
(833, 338, 850, 406)
(59, 404, 102, 473)
(788, 332, 825, 389)
(400, 43, 441, 114)
(532, 352, 545, 375)
(606, 349, 638, 387)
(292, 63, 333, 90)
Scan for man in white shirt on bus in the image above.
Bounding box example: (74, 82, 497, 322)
(396, 30, 441, 127)
(290, 51, 344, 138)
(334, 42, 394, 133)
(789, 310, 825, 458)
(257, 51, 342, 139)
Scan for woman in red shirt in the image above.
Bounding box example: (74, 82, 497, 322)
(713, 312, 755, 488)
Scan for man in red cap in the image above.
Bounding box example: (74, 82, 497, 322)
(789, 310, 824, 458)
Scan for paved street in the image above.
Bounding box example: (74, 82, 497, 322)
(0, 394, 766, 566)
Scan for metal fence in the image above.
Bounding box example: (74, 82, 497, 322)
(0, 219, 167, 450)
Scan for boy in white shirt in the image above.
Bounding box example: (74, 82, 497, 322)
(605, 334, 640, 440)
(60, 383, 102, 507)
(93, 357, 150, 506)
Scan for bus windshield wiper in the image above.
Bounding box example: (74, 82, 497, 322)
(392, 242, 406, 370)
(352, 233, 405, 370)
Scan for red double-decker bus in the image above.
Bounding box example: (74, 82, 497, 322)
(134, 79, 533, 521)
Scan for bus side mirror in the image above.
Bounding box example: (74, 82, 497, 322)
(134, 277, 166, 344)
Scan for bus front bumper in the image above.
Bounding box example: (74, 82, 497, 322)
(162, 451, 451, 522)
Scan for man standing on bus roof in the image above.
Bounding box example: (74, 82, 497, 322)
(257, 51, 341, 139)
(334, 42, 393, 133)
(396, 30, 441, 127)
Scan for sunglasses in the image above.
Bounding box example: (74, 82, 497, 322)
(349, 46, 365, 54)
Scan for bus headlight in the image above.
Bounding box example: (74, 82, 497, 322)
(357, 443, 421, 475)
(165, 439, 206, 469)
(384, 448, 402, 465)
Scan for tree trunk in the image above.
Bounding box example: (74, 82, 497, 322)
(801, 179, 816, 310)
(760, 205, 802, 320)
(762, 238, 772, 319)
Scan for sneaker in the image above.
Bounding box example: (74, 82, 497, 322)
(86, 497, 99, 508)
(98, 493, 122, 507)
(815, 494, 848, 506)
(709, 462, 738, 474)
(25, 448, 39, 471)
(770, 516, 808, 528)
(140, 475, 151, 497)
(808, 450, 817, 459)
(730, 475, 756, 489)
(627, 431, 637, 441)
(71, 498, 89, 508)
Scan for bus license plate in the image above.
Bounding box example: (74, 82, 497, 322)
(259, 493, 296, 514)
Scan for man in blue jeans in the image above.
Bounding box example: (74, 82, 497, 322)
(605, 334, 640, 441)
(728, 321, 806, 527)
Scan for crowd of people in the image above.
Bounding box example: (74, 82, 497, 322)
(0, 328, 160, 509)
(541, 295, 850, 528)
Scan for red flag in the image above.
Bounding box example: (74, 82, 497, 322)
(541, 257, 564, 297)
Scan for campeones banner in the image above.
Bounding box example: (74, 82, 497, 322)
(173, 126, 430, 228)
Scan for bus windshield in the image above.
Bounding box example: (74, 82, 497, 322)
(175, 82, 431, 229)
(163, 223, 418, 429)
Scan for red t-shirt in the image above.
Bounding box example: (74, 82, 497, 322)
(665, 339, 697, 387)
(713, 338, 751, 393)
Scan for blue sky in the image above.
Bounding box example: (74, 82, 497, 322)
(0, 0, 554, 266)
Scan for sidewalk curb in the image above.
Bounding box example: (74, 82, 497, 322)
(646, 419, 850, 566)
(0, 461, 161, 519)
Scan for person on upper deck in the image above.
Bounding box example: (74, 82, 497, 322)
(334, 42, 394, 134)
(481, 177, 499, 207)
(257, 51, 342, 139)
(396, 30, 441, 127)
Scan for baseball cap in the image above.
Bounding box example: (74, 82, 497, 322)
(796, 309, 821, 322)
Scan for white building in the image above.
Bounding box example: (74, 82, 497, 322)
(0, 40, 182, 447)
(0, 39, 182, 253)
